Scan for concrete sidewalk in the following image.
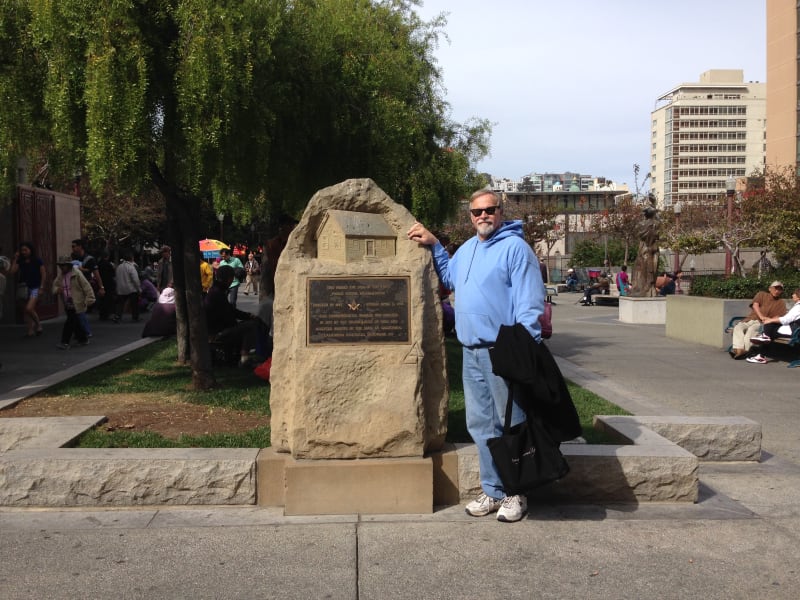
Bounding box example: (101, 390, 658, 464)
(1, 295, 799, 598)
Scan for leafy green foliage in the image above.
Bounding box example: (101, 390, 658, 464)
(690, 273, 800, 299)
(743, 166, 800, 268)
(2, 0, 490, 225)
(569, 238, 637, 268)
(590, 197, 642, 265)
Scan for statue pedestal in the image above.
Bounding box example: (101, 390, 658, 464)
(619, 296, 666, 324)
(256, 448, 460, 515)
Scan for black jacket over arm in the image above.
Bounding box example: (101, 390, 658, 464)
(489, 323, 581, 442)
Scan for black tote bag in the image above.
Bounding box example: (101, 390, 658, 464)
(487, 386, 570, 495)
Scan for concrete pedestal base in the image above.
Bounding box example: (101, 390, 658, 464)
(619, 296, 666, 324)
(257, 449, 459, 515)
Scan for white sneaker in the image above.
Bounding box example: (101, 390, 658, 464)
(464, 493, 503, 517)
(746, 354, 768, 364)
(496, 495, 528, 522)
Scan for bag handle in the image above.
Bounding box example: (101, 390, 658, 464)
(502, 382, 516, 434)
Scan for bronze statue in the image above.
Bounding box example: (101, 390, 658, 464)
(630, 200, 660, 297)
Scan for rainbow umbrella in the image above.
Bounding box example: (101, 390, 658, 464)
(199, 239, 229, 252)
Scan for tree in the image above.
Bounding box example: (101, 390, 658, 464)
(569, 238, 634, 268)
(503, 201, 564, 270)
(660, 201, 721, 271)
(590, 197, 641, 266)
(742, 166, 800, 268)
(79, 184, 167, 256)
(1, 0, 490, 388)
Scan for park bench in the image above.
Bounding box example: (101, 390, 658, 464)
(593, 294, 619, 306)
(725, 316, 800, 368)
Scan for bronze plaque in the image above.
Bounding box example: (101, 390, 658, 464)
(308, 277, 411, 344)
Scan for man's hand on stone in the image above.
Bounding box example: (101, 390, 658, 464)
(406, 222, 437, 246)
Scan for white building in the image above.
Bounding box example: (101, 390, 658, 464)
(651, 69, 766, 207)
(494, 172, 625, 194)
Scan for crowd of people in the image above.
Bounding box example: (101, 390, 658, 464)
(0, 238, 278, 362)
(566, 266, 682, 305)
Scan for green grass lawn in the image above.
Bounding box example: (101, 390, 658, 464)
(52, 337, 628, 448)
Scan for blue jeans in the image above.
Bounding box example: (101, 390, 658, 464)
(462, 346, 526, 499)
(78, 311, 92, 336)
(228, 285, 239, 307)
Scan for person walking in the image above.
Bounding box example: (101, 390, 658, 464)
(52, 255, 95, 349)
(242, 252, 260, 296)
(407, 189, 546, 523)
(113, 252, 142, 323)
(9, 242, 46, 337)
(218, 248, 244, 307)
(156, 245, 173, 292)
(616, 265, 631, 296)
(96, 250, 116, 320)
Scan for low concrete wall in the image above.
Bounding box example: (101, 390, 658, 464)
(0, 414, 761, 509)
(665, 296, 751, 349)
(619, 296, 666, 324)
(0, 448, 258, 506)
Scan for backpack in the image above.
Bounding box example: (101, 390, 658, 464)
(234, 266, 246, 282)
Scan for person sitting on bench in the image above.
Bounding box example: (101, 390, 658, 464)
(746, 287, 800, 365)
(580, 272, 609, 305)
(730, 281, 787, 360)
(206, 265, 258, 367)
(565, 268, 579, 292)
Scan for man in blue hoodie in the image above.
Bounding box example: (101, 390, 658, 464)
(408, 189, 545, 522)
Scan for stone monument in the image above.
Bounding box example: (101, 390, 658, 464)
(261, 179, 451, 514)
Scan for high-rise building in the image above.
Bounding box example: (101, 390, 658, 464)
(766, 0, 797, 170)
(650, 70, 766, 207)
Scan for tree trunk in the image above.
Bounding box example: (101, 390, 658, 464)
(151, 165, 216, 390)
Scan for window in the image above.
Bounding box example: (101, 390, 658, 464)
(365, 240, 375, 257)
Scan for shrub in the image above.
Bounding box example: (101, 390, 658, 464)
(689, 271, 800, 299)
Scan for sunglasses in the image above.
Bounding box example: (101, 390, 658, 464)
(469, 205, 499, 217)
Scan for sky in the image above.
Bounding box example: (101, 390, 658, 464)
(414, 0, 767, 189)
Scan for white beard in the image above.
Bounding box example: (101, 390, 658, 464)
(475, 221, 497, 239)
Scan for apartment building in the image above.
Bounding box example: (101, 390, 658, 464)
(766, 0, 797, 170)
(650, 69, 766, 207)
(494, 173, 622, 193)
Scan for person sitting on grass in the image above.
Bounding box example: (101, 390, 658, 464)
(746, 287, 800, 364)
(205, 265, 258, 367)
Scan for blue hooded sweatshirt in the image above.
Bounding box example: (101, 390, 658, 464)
(431, 220, 544, 347)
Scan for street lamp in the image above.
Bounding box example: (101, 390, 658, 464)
(673, 202, 683, 293)
(724, 177, 736, 275)
(673, 202, 682, 274)
(217, 212, 225, 242)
